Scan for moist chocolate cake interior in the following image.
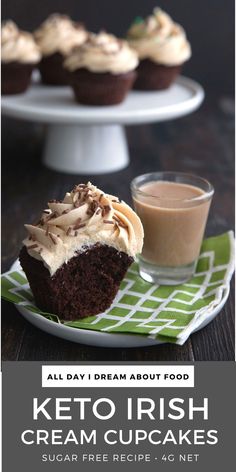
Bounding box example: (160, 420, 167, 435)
(20, 243, 133, 321)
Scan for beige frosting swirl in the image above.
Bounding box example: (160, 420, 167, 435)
(64, 31, 138, 74)
(127, 8, 191, 66)
(23, 182, 144, 276)
(1, 20, 41, 63)
(34, 14, 88, 57)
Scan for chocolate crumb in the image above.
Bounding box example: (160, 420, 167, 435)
(103, 220, 114, 225)
(62, 209, 71, 214)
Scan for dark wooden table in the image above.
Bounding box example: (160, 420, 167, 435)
(2, 93, 235, 361)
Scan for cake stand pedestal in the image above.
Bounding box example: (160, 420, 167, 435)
(1, 76, 204, 175)
(44, 123, 129, 173)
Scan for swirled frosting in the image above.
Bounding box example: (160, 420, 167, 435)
(127, 8, 191, 66)
(1, 20, 41, 63)
(64, 31, 138, 74)
(23, 182, 144, 276)
(34, 14, 88, 56)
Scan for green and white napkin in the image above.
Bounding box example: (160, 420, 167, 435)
(1, 231, 234, 345)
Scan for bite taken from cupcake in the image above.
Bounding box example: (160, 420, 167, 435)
(34, 13, 88, 85)
(19, 182, 144, 321)
(1, 20, 41, 95)
(127, 7, 191, 90)
(64, 31, 139, 105)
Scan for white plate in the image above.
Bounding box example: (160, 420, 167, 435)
(1, 76, 204, 125)
(11, 260, 229, 348)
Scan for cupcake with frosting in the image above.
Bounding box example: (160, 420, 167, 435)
(64, 31, 138, 105)
(1, 20, 41, 95)
(127, 8, 191, 90)
(34, 13, 88, 85)
(19, 182, 143, 320)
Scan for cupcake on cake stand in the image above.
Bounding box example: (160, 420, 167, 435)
(1, 75, 204, 174)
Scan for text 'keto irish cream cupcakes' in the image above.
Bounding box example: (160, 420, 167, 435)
(64, 32, 139, 105)
(19, 183, 143, 321)
(1, 20, 41, 95)
(127, 8, 191, 90)
(34, 14, 88, 85)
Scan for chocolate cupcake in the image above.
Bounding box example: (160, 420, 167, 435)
(19, 182, 143, 321)
(127, 8, 191, 90)
(64, 32, 138, 105)
(34, 14, 88, 85)
(1, 21, 41, 95)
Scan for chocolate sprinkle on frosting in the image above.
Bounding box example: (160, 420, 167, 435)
(112, 215, 121, 223)
(112, 215, 128, 229)
(23, 181, 143, 278)
(49, 233, 58, 244)
(28, 243, 38, 249)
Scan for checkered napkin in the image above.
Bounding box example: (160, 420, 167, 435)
(1, 232, 234, 345)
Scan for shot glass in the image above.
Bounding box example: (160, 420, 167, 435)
(131, 172, 214, 285)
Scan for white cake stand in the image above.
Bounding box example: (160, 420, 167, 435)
(1, 76, 204, 174)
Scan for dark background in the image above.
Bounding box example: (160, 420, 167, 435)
(2, 0, 235, 95)
(2, 1, 235, 361)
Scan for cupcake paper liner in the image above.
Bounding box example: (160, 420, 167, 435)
(134, 59, 181, 90)
(69, 68, 137, 105)
(1, 61, 35, 95)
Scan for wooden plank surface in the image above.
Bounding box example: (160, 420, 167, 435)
(1, 97, 234, 361)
